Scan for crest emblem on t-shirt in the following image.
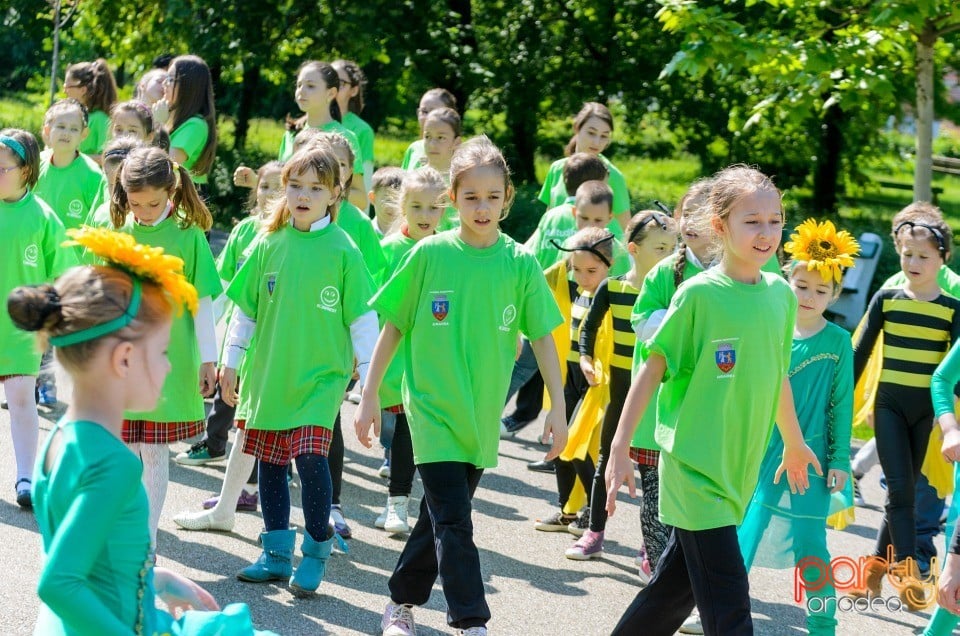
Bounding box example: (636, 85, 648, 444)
(23, 244, 39, 267)
(501, 304, 517, 332)
(266, 273, 277, 296)
(715, 343, 736, 373)
(68, 199, 83, 218)
(432, 294, 449, 321)
(319, 286, 340, 313)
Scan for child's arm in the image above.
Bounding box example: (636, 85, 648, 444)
(529, 334, 568, 459)
(152, 567, 219, 614)
(349, 310, 379, 388)
(578, 278, 611, 386)
(354, 322, 403, 447)
(851, 290, 885, 383)
(932, 341, 960, 462)
(219, 305, 256, 407)
(826, 343, 854, 493)
(195, 296, 218, 397)
(773, 377, 823, 494)
(605, 353, 667, 516)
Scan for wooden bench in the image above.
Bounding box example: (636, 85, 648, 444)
(933, 155, 960, 176)
(875, 179, 943, 203)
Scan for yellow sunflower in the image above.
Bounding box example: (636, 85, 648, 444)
(64, 226, 199, 315)
(783, 218, 860, 284)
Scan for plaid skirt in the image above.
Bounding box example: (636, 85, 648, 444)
(122, 419, 204, 444)
(242, 425, 333, 465)
(630, 447, 660, 468)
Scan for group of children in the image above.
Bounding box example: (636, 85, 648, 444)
(6, 52, 960, 636)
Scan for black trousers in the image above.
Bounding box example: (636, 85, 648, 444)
(556, 362, 591, 509)
(612, 525, 753, 636)
(588, 367, 631, 531)
(388, 462, 489, 629)
(388, 413, 416, 497)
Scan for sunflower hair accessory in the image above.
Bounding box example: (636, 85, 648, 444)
(64, 226, 199, 315)
(783, 218, 860, 284)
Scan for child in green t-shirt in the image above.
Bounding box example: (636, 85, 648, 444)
(368, 167, 405, 237)
(356, 137, 567, 636)
(63, 58, 118, 164)
(333, 59, 377, 206)
(0, 128, 74, 508)
(373, 167, 448, 536)
(605, 165, 820, 635)
(162, 55, 218, 188)
(220, 146, 378, 596)
(400, 88, 458, 170)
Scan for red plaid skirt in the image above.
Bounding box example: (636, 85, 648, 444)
(236, 419, 246, 430)
(122, 419, 204, 444)
(385, 404, 404, 414)
(630, 447, 660, 467)
(242, 425, 333, 465)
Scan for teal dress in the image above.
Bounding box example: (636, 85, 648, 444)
(33, 419, 273, 635)
(737, 322, 854, 636)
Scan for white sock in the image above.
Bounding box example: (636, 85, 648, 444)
(128, 443, 169, 550)
(6, 376, 39, 483)
(210, 430, 256, 519)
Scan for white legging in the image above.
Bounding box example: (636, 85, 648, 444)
(126, 442, 169, 550)
(4, 376, 38, 484)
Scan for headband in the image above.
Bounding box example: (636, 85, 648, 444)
(628, 212, 671, 244)
(783, 218, 860, 283)
(49, 279, 142, 347)
(103, 147, 132, 161)
(0, 135, 26, 161)
(550, 234, 614, 267)
(895, 220, 947, 256)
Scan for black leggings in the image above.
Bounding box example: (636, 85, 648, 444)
(556, 362, 592, 509)
(389, 412, 417, 497)
(588, 367, 631, 532)
(873, 385, 934, 561)
(330, 413, 343, 506)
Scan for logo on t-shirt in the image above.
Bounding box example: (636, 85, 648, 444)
(500, 304, 517, 332)
(266, 273, 277, 296)
(715, 342, 736, 374)
(432, 294, 449, 322)
(23, 244, 39, 267)
(318, 286, 340, 313)
(68, 199, 83, 218)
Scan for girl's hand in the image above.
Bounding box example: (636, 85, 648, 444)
(198, 362, 217, 398)
(541, 406, 567, 460)
(354, 391, 381, 448)
(579, 357, 597, 387)
(939, 553, 960, 615)
(942, 428, 960, 463)
(604, 443, 636, 517)
(219, 367, 239, 407)
(827, 468, 848, 494)
(774, 442, 822, 495)
(233, 166, 255, 188)
(153, 567, 219, 615)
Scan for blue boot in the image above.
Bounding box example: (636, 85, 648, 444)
(288, 530, 347, 597)
(237, 529, 295, 582)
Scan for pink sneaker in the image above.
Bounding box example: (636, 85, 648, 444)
(565, 529, 604, 560)
(202, 491, 258, 512)
(381, 602, 416, 636)
(636, 547, 653, 585)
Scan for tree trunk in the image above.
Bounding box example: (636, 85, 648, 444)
(505, 96, 538, 183)
(234, 65, 260, 151)
(914, 23, 936, 203)
(812, 104, 843, 215)
(49, 0, 61, 108)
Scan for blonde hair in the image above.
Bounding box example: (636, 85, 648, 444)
(7, 267, 171, 372)
(391, 167, 448, 231)
(265, 147, 341, 232)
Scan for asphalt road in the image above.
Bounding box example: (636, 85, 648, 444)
(0, 385, 947, 635)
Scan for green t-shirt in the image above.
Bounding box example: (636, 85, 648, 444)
(0, 192, 76, 376)
(217, 216, 263, 282)
(523, 201, 630, 276)
(342, 112, 375, 166)
(34, 150, 107, 231)
(277, 121, 364, 175)
(85, 201, 113, 230)
(337, 200, 386, 279)
(227, 223, 374, 431)
(121, 216, 222, 422)
(883, 265, 960, 298)
(79, 109, 109, 157)
(169, 116, 210, 185)
(378, 231, 418, 407)
(539, 155, 630, 217)
(438, 206, 460, 233)
(371, 232, 563, 468)
(401, 139, 426, 171)
(644, 268, 797, 530)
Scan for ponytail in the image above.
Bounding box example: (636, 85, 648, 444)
(171, 164, 213, 231)
(330, 99, 343, 124)
(673, 246, 688, 289)
(564, 135, 578, 157)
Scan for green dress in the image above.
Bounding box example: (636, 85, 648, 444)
(32, 419, 271, 635)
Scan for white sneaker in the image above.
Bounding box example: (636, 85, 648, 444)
(679, 609, 703, 634)
(375, 498, 390, 529)
(458, 628, 487, 636)
(347, 391, 362, 404)
(384, 496, 410, 534)
(382, 602, 416, 636)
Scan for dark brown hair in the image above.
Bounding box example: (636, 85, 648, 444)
(0, 128, 41, 189)
(266, 147, 341, 232)
(332, 59, 367, 113)
(65, 59, 118, 113)
(891, 201, 953, 260)
(565, 102, 614, 156)
(166, 55, 217, 178)
(574, 180, 613, 212)
(285, 61, 343, 132)
(7, 267, 171, 372)
(111, 146, 212, 231)
(423, 107, 462, 137)
(563, 153, 608, 197)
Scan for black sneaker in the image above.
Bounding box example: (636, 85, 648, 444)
(852, 475, 865, 507)
(15, 479, 31, 509)
(527, 459, 556, 473)
(500, 415, 532, 438)
(568, 508, 591, 537)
